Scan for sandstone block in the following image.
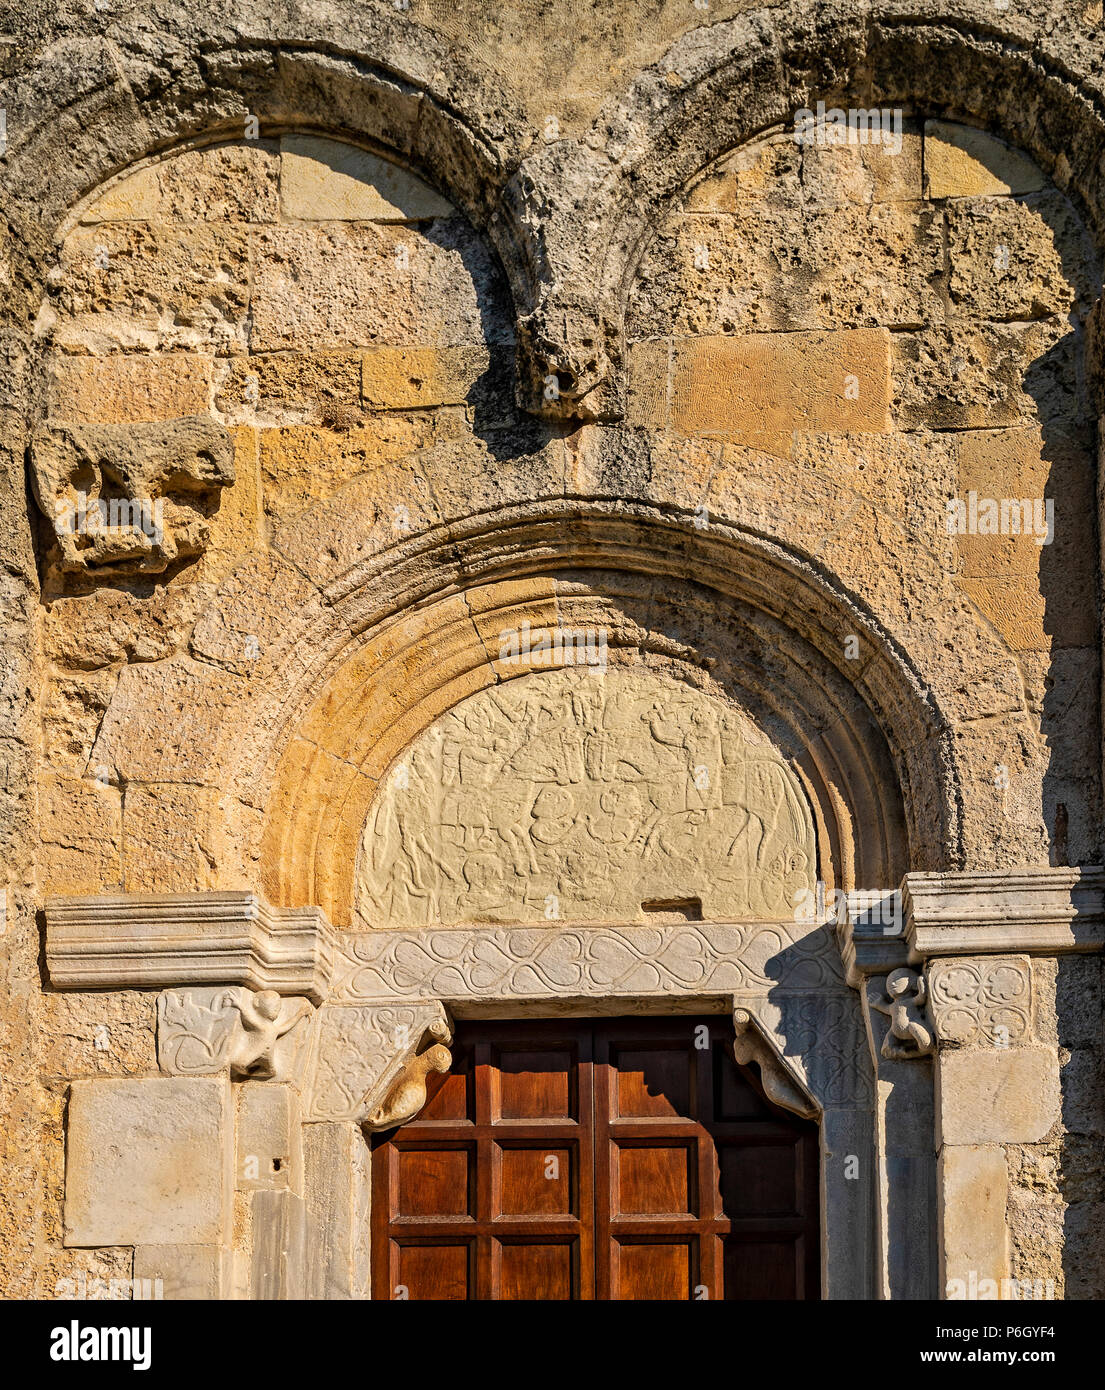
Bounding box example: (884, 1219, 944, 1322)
(280, 135, 453, 222)
(924, 121, 1046, 199)
(670, 329, 891, 445)
(64, 1077, 232, 1247)
(48, 353, 212, 424)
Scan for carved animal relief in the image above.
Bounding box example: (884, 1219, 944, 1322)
(355, 668, 817, 927)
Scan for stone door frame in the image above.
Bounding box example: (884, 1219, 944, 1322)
(45, 865, 1103, 1300)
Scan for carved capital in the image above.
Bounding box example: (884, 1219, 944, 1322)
(732, 1007, 820, 1120)
(301, 1002, 453, 1125)
(157, 985, 314, 1082)
(868, 968, 934, 1061)
(926, 955, 1032, 1049)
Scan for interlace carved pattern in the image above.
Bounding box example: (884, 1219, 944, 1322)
(329, 920, 846, 1002)
(927, 956, 1032, 1046)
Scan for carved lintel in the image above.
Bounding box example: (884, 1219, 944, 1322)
(731, 1007, 820, 1120)
(157, 985, 313, 1082)
(301, 1002, 453, 1123)
(869, 968, 934, 1061)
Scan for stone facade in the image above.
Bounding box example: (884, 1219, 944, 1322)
(1, 0, 1105, 1300)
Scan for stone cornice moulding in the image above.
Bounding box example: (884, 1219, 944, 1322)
(45, 892, 337, 1004)
(902, 867, 1105, 962)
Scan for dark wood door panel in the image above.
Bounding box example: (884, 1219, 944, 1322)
(372, 1015, 820, 1300)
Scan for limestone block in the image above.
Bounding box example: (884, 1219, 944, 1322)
(249, 223, 498, 352)
(122, 783, 219, 894)
(156, 141, 280, 224)
(132, 1244, 230, 1300)
(670, 329, 891, 446)
(280, 135, 453, 222)
(90, 655, 242, 784)
(892, 318, 1073, 431)
(237, 1084, 303, 1193)
(798, 118, 924, 204)
(361, 345, 493, 409)
(924, 121, 1046, 199)
(947, 193, 1087, 321)
(39, 773, 121, 895)
(937, 1046, 1060, 1146)
(624, 338, 670, 430)
(683, 131, 803, 214)
(213, 352, 363, 427)
(630, 202, 942, 337)
(821, 1108, 874, 1299)
(64, 1077, 233, 1248)
(54, 224, 251, 353)
(250, 1190, 307, 1300)
(258, 417, 436, 523)
(48, 353, 212, 424)
(78, 164, 160, 222)
(939, 1145, 1009, 1294)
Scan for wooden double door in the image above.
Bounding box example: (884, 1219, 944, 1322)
(371, 1016, 820, 1300)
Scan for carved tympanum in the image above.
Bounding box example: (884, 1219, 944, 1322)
(870, 968, 934, 1060)
(31, 416, 234, 576)
(356, 668, 816, 927)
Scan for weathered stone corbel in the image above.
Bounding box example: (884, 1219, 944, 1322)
(732, 1007, 820, 1120)
(157, 985, 314, 1081)
(515, 300, 623, 422)
(31, 416, 234, 577)
(869, 968, 934, 1061)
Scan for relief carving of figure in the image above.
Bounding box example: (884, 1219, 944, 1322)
(355, 668, 817, 927)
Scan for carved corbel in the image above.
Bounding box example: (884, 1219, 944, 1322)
(869, 968, 934, 1061)
(157, 985, 313, 1082)
(515, 301, 623, 422)
(300, 1002, 453, 1126)
(360, 1022, 453, 1132)
(732, 1008, 820, 1120)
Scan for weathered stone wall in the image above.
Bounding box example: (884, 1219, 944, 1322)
(2, 0, 1104, 1299)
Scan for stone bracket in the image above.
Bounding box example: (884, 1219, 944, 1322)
(157, 985, 314, 1082)
(731, 1006, 821, 1120)
(46, 891, 337, 1004)
(300, 1001, 453, 1124)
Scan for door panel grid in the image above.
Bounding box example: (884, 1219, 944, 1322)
(371, 1017, 820, 1300)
